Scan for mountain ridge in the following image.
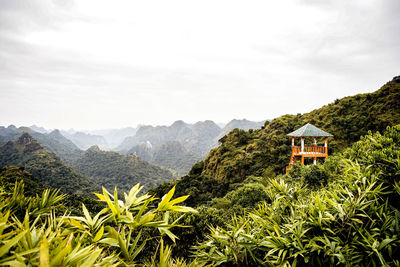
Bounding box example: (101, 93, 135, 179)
(0, 133, 96, 196)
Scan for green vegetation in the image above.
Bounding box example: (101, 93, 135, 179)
(1, 77, 399, 265)
(1, 124, 399, 266)
(72, 145, 174, 193)
(193, 125, 400, 266)
(147, 76, 400, 259)
(0, 126, 82, 164)
(0, 133, 96, 196)
(154, 75, 400, 200)
(0, 171, 199, 265)
(129, 141, 202, 177)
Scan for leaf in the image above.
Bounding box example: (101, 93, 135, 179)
(157, 186, 176, 211)
(69, 218, 84, 230)
(0, 229, 27, 258)
(81, 248, 102, 266)
(82, 203, 93, 226)
(39, 235, 50, 267)
(50, 241, 72, 267)
(93, 225, 104, 242)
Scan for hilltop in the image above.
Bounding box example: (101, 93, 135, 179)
(0, 126, 82, 164)
(151, 75, 400, 205)
(0, 133, 96, 195)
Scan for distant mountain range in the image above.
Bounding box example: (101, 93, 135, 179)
(0, 132, 175, 195)
(1, 119, 265, 177)
(61, 131, 107, 150)
(116, 120, 221, 155)
(116, 119, 264, 176)
(0, 126, 82, 164)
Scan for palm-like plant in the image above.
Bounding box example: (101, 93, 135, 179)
(194, 126, 400, 266)
(0, 178, 198, 266)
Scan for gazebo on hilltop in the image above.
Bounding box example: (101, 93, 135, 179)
(286, 123, 333, 173)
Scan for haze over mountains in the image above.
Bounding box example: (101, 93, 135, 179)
(0, 119, 265, 179)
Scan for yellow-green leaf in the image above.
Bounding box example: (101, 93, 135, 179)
(39, 236, 50, 267)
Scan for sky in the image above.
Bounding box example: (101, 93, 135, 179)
(0, 0, 399, 130)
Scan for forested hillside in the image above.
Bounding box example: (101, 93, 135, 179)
(215, 119, 265, 143)
(0, 126, 82, 164)
(128, 141, 202, 177)
(0, 133, 96, 195)
(1, 124, 399, 265)
(72, 145, 174, 193)
(152, 76, 400, 205)
(202, 75, 400, 181)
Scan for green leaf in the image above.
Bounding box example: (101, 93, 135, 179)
(157, 186, 176, 211)
(39, 235, 50, 267)
(0, 229, 28, 258)
(93, 225, 104, 242)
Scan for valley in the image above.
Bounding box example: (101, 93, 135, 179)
(0, 76, 399, 265)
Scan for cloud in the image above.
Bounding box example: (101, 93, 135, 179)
(0, 0, 399, 129)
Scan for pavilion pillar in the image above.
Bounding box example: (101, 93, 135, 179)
(324, 137, 328, 155)
(301, 138, 304, 152)
(291, 137, 294, 147)
(313, 157, 317, 165)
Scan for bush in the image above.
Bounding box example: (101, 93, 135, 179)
(194, 125, 400, 266)
(225, 183, 269, 208)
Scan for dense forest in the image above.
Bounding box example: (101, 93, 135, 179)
(0, 133, 96, 195)
(0, 127, 82, 164)
(72, 145, 174, 192)
(151, 76, 400, 206)
(0, 76, 399, 265)
(128, 141, 202, 177)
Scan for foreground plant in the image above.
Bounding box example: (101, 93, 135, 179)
(0, 181, 198, 266)
(194, 126, 400, 266)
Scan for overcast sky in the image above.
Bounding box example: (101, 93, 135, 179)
(0, 0, 399, 130)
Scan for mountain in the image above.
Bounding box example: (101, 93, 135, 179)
(128, 141, 153, 162)
(216, 119, 265, 141)
(117, 120, 221, 156)
(151, 75, 400, 206)
(72, 145, 174, 193)
(0, 133, 96, 195)
(0, 125, 21, 146)
(87, 127, 138, 148)
(187, 120, 222, 156)
(34, 129, 83, 164)
(29, 125, 48, 133)
(201, 75, 400, 181)
(128, 141, 202, 177)
(0, 126, 82, 164)
(61, 131, 108, 150)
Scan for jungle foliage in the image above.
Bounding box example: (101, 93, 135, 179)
(72, 145, 174, 193)
(0, 174, 200, 266)
(152, 76, 400, 209)
(193, 125, 400, 266)
(1, 124, 399, 266)
(0, 133, 97, 196)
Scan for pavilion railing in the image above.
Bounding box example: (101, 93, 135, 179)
(292, 146, 326, 155)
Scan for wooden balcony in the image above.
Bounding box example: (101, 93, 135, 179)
(291, 146, 327, 157)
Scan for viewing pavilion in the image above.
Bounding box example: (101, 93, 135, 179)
(286, 123, 333, 173)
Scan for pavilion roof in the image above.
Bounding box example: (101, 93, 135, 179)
(287, 123, 333, 137)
